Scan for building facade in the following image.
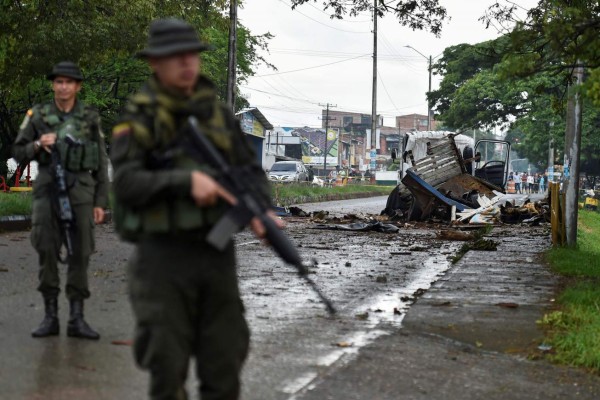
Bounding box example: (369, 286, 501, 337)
(236, 108, 273, 169)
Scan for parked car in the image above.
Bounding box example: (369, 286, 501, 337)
(268, 161, 309, 183)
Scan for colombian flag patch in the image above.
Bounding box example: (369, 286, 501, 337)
(112, 123, 132, 138)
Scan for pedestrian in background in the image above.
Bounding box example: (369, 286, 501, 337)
(307, 165, 315, 182)
(522, 172, 528, 194)
(12, 61, 109, 340)
(110, 18, 280, 400)
(539, 173, 546, 193)
(515, 172, 521, 194)
(527, 173, 534, 194)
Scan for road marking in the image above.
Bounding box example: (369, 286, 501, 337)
(283, 248, 460, 399)
(238, 240, 261, 247)
(281, 372, 318, 394)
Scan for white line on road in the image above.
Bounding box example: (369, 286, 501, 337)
(282, 249, 459, 399)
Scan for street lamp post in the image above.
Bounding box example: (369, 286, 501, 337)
(405, 46, 435, 131)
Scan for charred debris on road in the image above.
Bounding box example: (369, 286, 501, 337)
(380, 134, 550, 226)
(275, 134, 549, 244)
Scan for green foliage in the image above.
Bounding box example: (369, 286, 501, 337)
(540, 211, 600, 371)
(539, 283, 600, 372)
(0, 1, 273, 174)
(290, 0, 448, 36)
(0, 192, 32, 216)
(271, 183, 393, 206)
(429, 33, 600, 174)
(547, 210, 600, 277)
(483, 1, 600, 104)
(0, 183, 392, 217)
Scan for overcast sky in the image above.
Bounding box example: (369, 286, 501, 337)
(237, 0, 534, 128)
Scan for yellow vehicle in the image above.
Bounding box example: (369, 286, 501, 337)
(581, 189, 599, 210)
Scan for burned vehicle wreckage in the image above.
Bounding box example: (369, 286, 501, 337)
(382, 132, 513, 223)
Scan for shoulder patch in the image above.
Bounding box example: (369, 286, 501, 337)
(112, 123, 132, 138)
(19, 110, 33, 130)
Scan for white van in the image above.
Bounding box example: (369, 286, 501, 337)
(267, 161, 309, 183)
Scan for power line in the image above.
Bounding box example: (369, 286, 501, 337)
(255, 53, 370, 77)
(269, 48, 424, 61)
(241, 85, 317, 104)
(268, 74, 317, 103)
(277, 0, 369, 34)
(253, 104, 321, 114)
(377, 70, 400, 113)
(303, 0, 372, 22)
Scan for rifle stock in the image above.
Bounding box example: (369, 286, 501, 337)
(187, 117, 336, 314)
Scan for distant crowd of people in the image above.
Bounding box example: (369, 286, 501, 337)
(508, 171, 547, 194)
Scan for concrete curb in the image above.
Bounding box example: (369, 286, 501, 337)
(275, 190, 390, 207)
(0, 211, 113, 232)
(0, 191, 387, 232)
(0, 215, 32, 232)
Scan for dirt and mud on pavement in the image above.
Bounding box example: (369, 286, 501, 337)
(1, 195, 600, 400)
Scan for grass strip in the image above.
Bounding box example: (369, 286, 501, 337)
(271, 183, 394, 206)
(540, 210, 600, 372)
(0, 192, 32, 217)
(0, 184, 395, 217)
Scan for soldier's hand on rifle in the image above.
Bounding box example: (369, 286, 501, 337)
(37, 132, 57, 153)
(191, 171, 237, 207)
(93, 207, 105, 224)
(250, 210, 285, 239)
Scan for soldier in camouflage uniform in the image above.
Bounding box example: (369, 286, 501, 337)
(110, 19, 278, 400)
(12, 61, 109, 340)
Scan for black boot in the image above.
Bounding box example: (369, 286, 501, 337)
(67, 299, 100, 340)
(32, 297, 59, 338)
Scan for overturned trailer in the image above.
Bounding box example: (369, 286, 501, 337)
(384, 132, 510, 222)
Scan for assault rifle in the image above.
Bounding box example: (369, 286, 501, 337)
(186, 116, 336, 315)
(50, 134, 80, 263)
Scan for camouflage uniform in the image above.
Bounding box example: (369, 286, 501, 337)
(12, 61, 109, 340)
(111, 19, 270, 399)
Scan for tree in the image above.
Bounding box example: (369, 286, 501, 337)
(482, 0, 600, 196)
(482, 0, 600, 103)
(0, 1, 273, 180)
(290, 0, 447, 36)
(429, 37, 600, 177)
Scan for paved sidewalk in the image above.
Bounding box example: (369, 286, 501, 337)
(298, 225, 600, 400)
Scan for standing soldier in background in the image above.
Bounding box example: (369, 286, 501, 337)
(12, 61, 109, 340)
(110, 18, 279, 400)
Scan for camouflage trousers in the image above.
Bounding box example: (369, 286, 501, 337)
(128, 234, 249, 400)
(31, 197, 95, 300)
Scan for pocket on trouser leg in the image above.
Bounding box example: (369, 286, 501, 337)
(133, 325, 191, 400)
(73, 205, 95, 257)
(31, 200, 60, 253)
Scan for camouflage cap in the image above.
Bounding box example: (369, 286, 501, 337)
(137, 18, 210, 58)
(47, 61, 84, 81)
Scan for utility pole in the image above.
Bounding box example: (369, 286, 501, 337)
(564, 63, 584, 247)
(370, 0, 378, 172)
(405, 46, 438, 131)
(547, 122, 555, 180)
(319, 103, 337, 176)
(226, 0, 238, 110)
(427, 55, 432, 130)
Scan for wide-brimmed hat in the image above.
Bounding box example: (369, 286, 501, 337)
(137, 18, 210, 58)
(47, 61, 84, 81)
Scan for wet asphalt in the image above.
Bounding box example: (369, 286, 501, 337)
(1, 195, 600, 399)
